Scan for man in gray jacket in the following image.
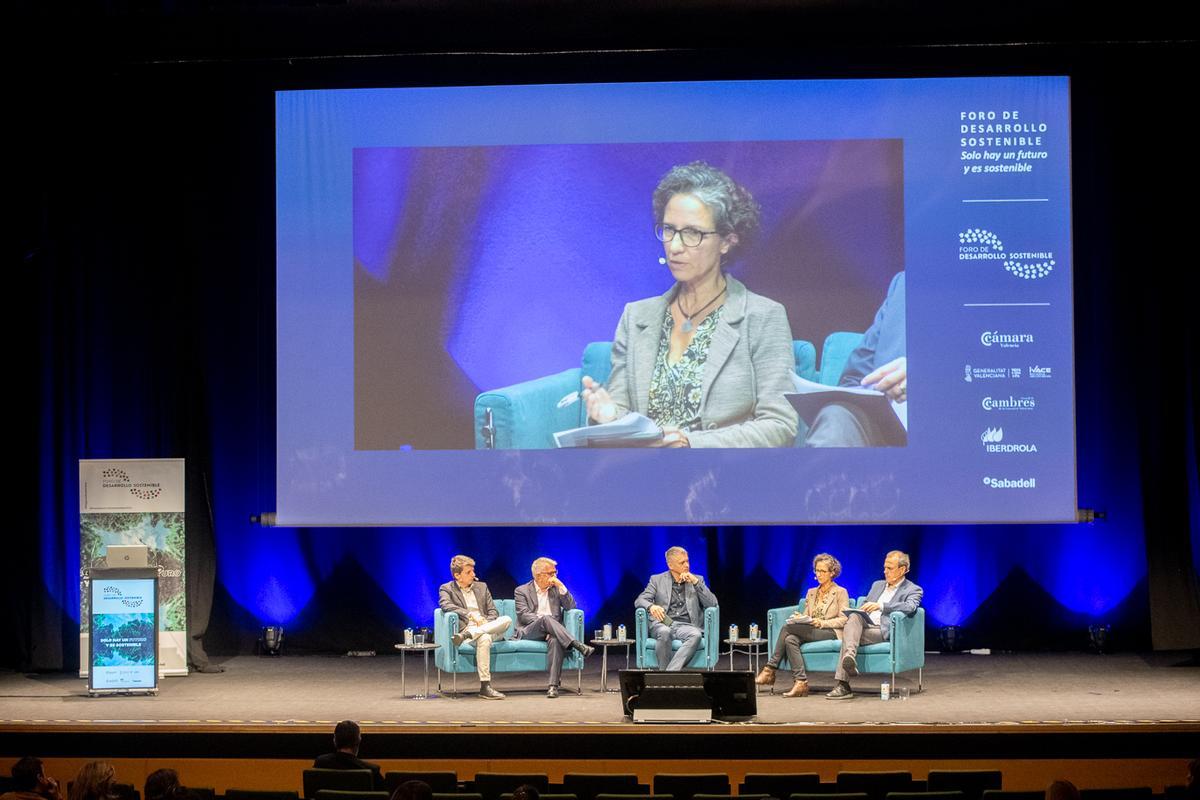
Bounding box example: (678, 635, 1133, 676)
(635, 546, 719, 670)
(438, 554, 512, 700)
(827, 549, 923, 699)
(514, 556, 594, 698)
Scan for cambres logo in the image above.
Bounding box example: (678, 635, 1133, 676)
(981, 427, 1038, 453)
(982, 396, 1036, 411)
(981, 331, 1034, 348)
(982, 476, 1037, 489)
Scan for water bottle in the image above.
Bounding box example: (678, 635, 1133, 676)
(729, 623, 739, 641)
(881, 681, 891, 701)
(603, 623, 612, 640)
(617, 624, 626, 641)
(749, 622, 760, 641)
(403, 627, 414, 645)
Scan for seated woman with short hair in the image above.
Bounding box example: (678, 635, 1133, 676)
(755, 553, 850, 697)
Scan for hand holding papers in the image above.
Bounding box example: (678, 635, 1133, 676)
(554, 412, 664, 448)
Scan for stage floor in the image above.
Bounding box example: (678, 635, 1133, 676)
(2, 651, 1198, 729)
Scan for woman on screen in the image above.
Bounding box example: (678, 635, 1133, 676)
(581, 162, 798, 447)
(754, 552, 850, 697)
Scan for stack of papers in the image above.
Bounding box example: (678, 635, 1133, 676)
(553, 412, 663, 448)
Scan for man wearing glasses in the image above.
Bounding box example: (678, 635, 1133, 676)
(827, 550, 923, 699)
(514, 556, 595, 698)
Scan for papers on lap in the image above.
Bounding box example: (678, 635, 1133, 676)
(785, 376, 908, 440)
(554, 412, 664, 448)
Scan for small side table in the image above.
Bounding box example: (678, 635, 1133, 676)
(394, 642, 440, 699)
(723, 637, 767, 676)
(591, 638, 633, 693)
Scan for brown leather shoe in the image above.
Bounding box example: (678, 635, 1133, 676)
(783, 679, 810, 697)
(754, 665, 777, 686)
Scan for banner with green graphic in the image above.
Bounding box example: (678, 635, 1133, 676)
(79, 459, 187, 676)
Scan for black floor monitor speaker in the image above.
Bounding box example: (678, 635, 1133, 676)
(618, 669, 757, 723)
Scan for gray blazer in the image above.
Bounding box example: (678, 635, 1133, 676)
(635, 571, 718, 628)
(438, 580, 500, 622)
(513, 580, 576, 632)
(863, 577, 923, 640)
(605, 275, 799, 448)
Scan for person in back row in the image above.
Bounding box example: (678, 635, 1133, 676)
(2, 758, 62, 800)
(313, 720, 385, 790)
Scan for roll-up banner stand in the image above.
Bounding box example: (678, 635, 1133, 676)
(79, 458, 187, 677)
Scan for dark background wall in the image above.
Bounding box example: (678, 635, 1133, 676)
(8, 2, 1198, 670)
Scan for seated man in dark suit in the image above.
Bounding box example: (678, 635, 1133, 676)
(514, 556, 595, 699)
(826, 549, 923, 700)
(635, 546, 718, 670)
(806, 271, 907, 447)
(312, 720, 385, 790)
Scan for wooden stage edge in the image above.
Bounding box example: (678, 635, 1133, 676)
(4, 719, 1198, 763)
(3, 720, 1200, 734)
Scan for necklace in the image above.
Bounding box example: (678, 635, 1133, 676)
(677, 280, 727, 333)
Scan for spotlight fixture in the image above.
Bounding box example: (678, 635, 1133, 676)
(938, 625, 962, 652)
(261, 626, 284, 656)
(1087, 623, 1111, 654)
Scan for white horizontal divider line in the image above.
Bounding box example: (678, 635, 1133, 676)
(962, 198, 1049, 203)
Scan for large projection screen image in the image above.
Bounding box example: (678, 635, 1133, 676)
(352, 139, 905, 452)
(277, 77, 1074, 526)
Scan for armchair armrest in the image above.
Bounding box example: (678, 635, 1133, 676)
(564, 607, 585, 668)
(474, 368, 583, 449)
(702, 605, 720, 666)
(766, 604, 802, 652)
(634, 607, 649, 667)
(433, 609, 461, 671)
(887, 607, 926, 670)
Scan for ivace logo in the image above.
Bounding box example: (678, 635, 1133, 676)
(982, 396, 1036, 411)
(982, 476, 1037, 489)
(981, 427, 1038, 453)
(981, 330, 1034, 348)
(959, 228, 1056, 280)
(1029, 365, 1053, 378)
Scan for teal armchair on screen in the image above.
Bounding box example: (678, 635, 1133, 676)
(473, 332, 863, 449)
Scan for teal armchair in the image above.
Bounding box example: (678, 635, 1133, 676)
(474, 333, 863, 449)
(633, 605, 721, 669)
(433, 598, 585, 696)
(764, 597, 924, 691)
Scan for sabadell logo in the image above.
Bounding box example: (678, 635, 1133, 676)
(982, 476, 1037, 489)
